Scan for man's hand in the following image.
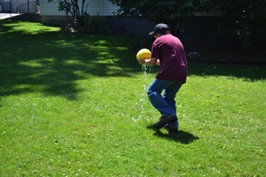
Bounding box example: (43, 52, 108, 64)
(156, 59, 160, 66)
(137, 58, 146, 64)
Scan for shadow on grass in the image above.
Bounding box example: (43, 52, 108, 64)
(153, 129, 199, 144)
(0, 20, 141, 100)
(187, 60, 266, 81)
(147, 124, 199, 144)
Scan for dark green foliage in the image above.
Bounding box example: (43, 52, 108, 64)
(208, 0, 266, 47)
(108, 0, 201, 35)
(108, 0, 266, 47)
(83, 14, 110, 34)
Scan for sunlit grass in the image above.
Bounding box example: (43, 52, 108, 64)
(0, 21, 60, 34)
(0, 20, 265, 176)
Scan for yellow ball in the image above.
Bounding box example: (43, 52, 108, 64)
(136, 48, 151, 60)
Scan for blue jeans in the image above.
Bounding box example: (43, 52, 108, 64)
(147, 79, 183, 128)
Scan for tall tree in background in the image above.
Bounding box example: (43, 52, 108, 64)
(208, 0, 266, 47)
(108, 0, 203, 36)
(108, 0, 265, 47)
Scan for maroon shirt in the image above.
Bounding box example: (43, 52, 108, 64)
(151, 34, 187, 83)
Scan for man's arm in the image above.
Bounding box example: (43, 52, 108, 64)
(138, 58, 160, 66)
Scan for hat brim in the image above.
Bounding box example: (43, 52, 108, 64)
(149, 31, 154, 36)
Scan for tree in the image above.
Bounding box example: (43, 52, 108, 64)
(108, 0, 203, 35)
(108, 0, 266, 47)
(48, 0, 87, 28)
(207, 0, 266, 47)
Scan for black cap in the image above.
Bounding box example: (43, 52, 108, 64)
(149, 23, 170, 36)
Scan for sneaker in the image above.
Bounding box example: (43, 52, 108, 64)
(165, 125, 179, 133)
(153, 115, 177, 129)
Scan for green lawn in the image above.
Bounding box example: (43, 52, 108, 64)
(0, 20, 265, 177)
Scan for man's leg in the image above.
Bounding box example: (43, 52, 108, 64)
(163, 81, 183, 129)
(147, 79, 177, 116)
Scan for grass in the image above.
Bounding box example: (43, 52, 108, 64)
(0, 20, 265, 177)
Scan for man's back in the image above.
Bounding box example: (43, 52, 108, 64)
(151, 34, 187, 83)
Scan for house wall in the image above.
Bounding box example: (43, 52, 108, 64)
(39, 0, 119, 26)
(39, 0, 65, 16)
(85, 0, 119, 16)
(40, 0, 118, 16)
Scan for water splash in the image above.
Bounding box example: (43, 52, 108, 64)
(141, 64, 147, 72)
(139, 64, 147, 120)
(132, 64, 152, 122)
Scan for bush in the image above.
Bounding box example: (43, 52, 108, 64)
(83, 13, 110, 34)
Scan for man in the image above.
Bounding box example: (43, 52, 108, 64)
(138, 23, 188, 132)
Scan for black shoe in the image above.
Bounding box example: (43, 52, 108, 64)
(165, 125, 179, 133)
(153, 115, 177, 129)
